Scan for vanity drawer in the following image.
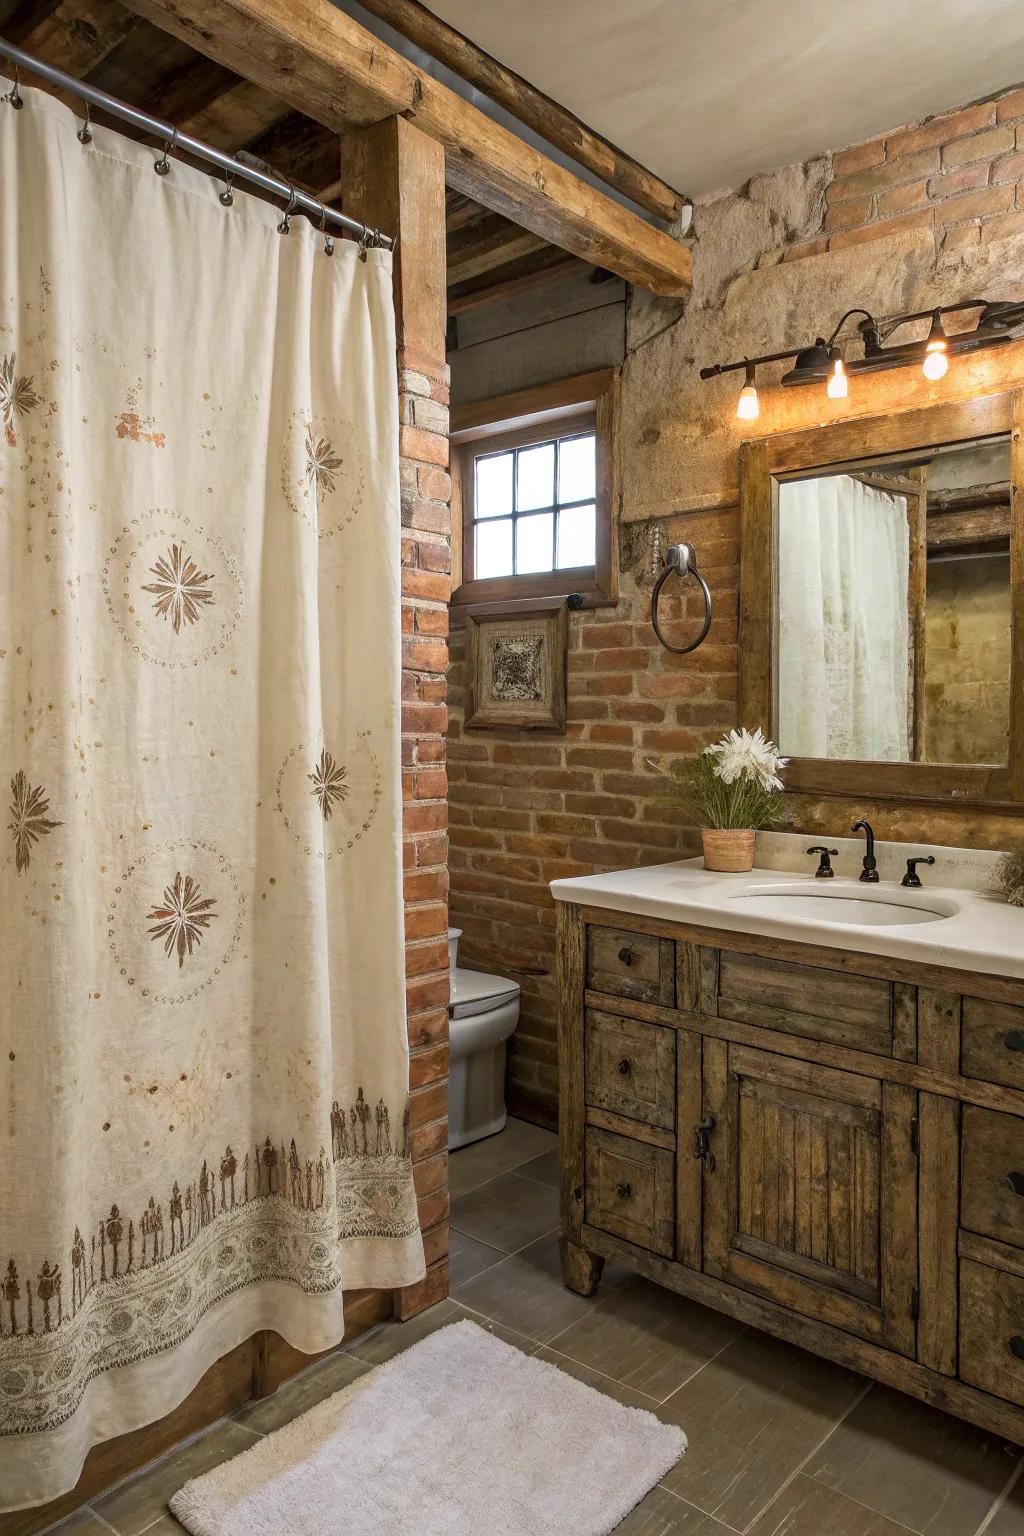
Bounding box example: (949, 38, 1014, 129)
(961, 1106, 1024, 1249)
(962, 998, 1024, 1092)
(585, 1126, 674, 1257)
(712, 951, 893, 1056)
(960, 1258, 1024, 1409)
(585, 1009, 676, 1131)
(586, 925, 675, 1006)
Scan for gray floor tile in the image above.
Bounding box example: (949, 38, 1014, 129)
(93, 1419, 259, 1535)
(986, 1470, 1024, 1534)
(546, 1276, 744, 1403)
(40, 1511, 115, 1535)
(345, 1296, 463, 1364)
(450, 1228, 506, 1287)
(450, 1169, 560, 1253)
(448, 1118, 558, 1199)
(517, 1147, 561, 1188)
(230, 1346, 371, 1433)
(453, 1230, 630, 1344)
(531, 1344, 664, 1411)
(613, 1484, 729, 1534)
(748, 1474, 918, 1534)
(806, 1384, 1021, 1536)
(136, 1520, 187, 1534)
(658, 1329, 866, 1531)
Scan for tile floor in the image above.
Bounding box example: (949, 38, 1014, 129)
(42, 1117, 1024, 1535)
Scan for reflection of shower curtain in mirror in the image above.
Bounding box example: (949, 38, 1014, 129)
(0, 83, 423, 1510)
(778, 476, 910, 760)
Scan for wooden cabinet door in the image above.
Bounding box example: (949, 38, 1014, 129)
(702, 1040, 918, 1355)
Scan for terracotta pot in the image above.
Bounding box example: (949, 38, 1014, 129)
(701, 828, 756, 873)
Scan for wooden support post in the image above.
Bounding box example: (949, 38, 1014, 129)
(345, 116, 452, 1323)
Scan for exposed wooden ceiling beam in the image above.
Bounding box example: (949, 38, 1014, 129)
(117, 0, 692, 295)
(446, 209, 546, 284)
(447, 247, 581, 315)
(7, 0, 138, 89)
(357, 0, 684, 225)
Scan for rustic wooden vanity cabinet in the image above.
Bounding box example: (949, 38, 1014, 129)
(558, 901, 1024, 1441)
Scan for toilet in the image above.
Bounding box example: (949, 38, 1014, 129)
(447, 928, 521, 1150)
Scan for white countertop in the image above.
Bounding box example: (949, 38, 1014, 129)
(550, 854, 1024, 983)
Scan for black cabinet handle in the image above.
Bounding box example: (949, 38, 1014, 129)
(1010, 1336, 1024, 1361)
(1003, 1029, 1024, 1053)
(618, 946, 634, 966)
(618, 1058, 631, 1075)
(1008, 1171, 1024, 1197)
(693, 1113, 716, 1173)
(615, 1180, 632, 1199)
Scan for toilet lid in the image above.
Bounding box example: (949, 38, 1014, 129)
(450, 966, 520, 1019)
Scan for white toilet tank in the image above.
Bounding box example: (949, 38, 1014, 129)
(447, 928, 520, 1150)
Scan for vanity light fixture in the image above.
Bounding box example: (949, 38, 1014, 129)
(701, 297, 1023, 413)
(922, 311, 949, 380)
(735, 361, 759, 420)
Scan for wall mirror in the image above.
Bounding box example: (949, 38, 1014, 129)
(738, 392, 1023, 805)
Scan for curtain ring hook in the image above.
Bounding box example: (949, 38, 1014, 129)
(277, 181, 299, 235)
(357, 226, 370, 262)
(4, 65, 23, 110)
(77, 101, 92, 145)
(319, 202, 334, 256)
(219, 165, 235, 207)
(154, 126, 177, 176)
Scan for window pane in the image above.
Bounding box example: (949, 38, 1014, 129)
(556, 502, 596, 569)
(559, 433, 596, 503)
(475, 452, 513, 518)
(517, 443, 555, 511)
(516, 512, 554, 574)
(476, 517, 513, 578)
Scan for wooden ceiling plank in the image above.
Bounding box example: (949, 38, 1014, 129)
(447, 226, 548, 285)
(8, 0, 139, 88)
(117, 0, 692, 295)
(448, 248, 582, 314)
(357, 0, 684, 224)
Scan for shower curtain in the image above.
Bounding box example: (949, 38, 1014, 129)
(0, 82, 423, 1509)
(777, 474, 911, 760)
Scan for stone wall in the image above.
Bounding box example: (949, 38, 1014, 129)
(447, 82, 1024, 1128)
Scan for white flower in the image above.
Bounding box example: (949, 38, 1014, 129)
(707, 727, 788, 791)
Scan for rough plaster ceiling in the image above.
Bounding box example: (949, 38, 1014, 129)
(424, 0, 1024, 199)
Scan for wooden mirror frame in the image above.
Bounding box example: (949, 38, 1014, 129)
(738, 388, 1024, 809)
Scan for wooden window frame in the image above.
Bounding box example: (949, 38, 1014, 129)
(450, 369, 619, 611)
(738, 389, 1024, 810)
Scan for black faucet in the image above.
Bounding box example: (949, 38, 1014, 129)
(807, 846, 838, 878)
(851, 820, 879, 882)
(902, 855, 936, 888)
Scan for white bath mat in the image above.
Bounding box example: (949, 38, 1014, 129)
(170, 1319, 686, 1535)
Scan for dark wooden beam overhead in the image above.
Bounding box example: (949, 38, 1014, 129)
(6, 0, 138, 87)
(446, 208, 546, 284)
(117, 0, 692, 295)
(357, 0, 685, 225)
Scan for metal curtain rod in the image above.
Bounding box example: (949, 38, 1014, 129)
(0, 37, 393, 250)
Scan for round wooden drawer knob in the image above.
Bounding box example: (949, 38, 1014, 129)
(618, 1058, 631, 1075)
(1009, 1336, 1024, 1362)
(1003, 1029, 1024, 1053)
(1007, 1171, 1024, 1197)
(615, 1180, 632, 1199)
(618, 946, 633, 966)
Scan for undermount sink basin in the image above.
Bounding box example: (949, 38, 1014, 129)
(726, 884, 956, 927)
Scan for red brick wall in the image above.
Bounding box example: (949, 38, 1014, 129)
(398, 353, 452, 1314)
(447, 511, 738, 1126)
(788, 86, 1024, 262)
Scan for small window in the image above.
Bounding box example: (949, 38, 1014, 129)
(472, 430, 596, 580)
(451, 371, 618, 609)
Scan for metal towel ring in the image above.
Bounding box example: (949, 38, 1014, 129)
(651, 542, 713, 655)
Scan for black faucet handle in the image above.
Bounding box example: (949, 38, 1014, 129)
(902, 855, 936, 889)
(807, 846, 838, 878)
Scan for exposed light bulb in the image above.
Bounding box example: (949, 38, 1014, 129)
(922, 311, 949, 380)
(736, 362, 759, 420)
(922, 347, 949, 380)
(827, 355, 848, 400)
